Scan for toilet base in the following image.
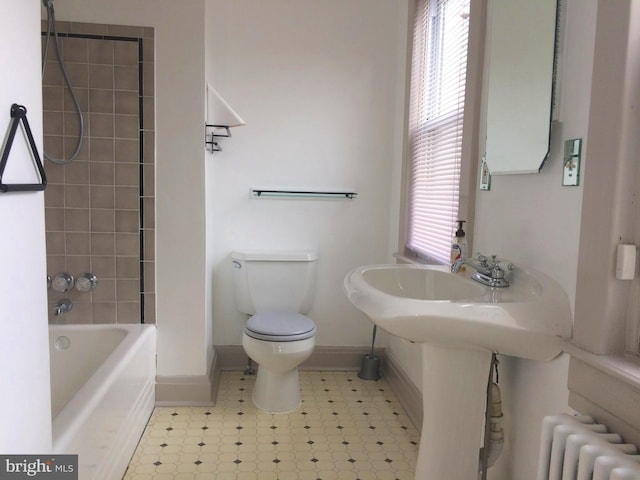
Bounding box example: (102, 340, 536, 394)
(252, 366, 302, 413)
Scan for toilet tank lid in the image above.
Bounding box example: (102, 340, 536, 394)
(231, 251, 318, 262)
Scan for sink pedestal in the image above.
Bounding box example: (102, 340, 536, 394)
(416, 343, 492, 479)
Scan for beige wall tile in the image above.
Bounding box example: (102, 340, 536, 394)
(114, 41, 138, 66)
(143, 164, 155, 196)
(89, 89, 114, 114)
(89, 113, 114, 138)
(88, 38, 114, 64)
(45, 183, 65, 206)
(64, 185, 90, 207)
(64, 208, 90, 232)
(46, 232, 65, 255)
(116, 256, 139, 279)
(89, 65, 114, 90)
(91, 186, 115, 209)
(90, 138, 115, 163)
(93, 302, 117, 323)
(116, 233, 139, 256)
(91, 233, 115, 255)
(44, 111, 63, 135)
(143, 261, 155, 293)
(115, 210, 139, 233)
(43, 62, 63, 86)
(108, 25, 143, 38)
(91, 209, 115, 232)
(115, 91, 138, 115)
(115, 186, 138, 209)
(92, 278, 116, 302)
(43, 86, 64, 111)
(62, 37, 88, 63)
(64, 160, 89, 185)
(64, 63, 89, 88)
(115, 139, 139, 163)
(117, 301, 141, 323)
(90, 161, 115, 186)
(47, 256, 66, 275)
(64, 88, 88, 113)
(144, 293, 156, 324)
(92, 256, 116, 278)
(117, 279, 140, 301)
(63, 135, 89, 160)
(115, 114, 138, 139)
(115, 163, 139, 186)
(66, 232, 90, 255)
(43, 136, 65, 163)
(43, 24, 155, 326)
(45, 207, 65, 232)
(66, 255, 91, 275)
(114, 66, 138, 92)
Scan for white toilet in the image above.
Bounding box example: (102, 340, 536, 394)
(231, 250, 318, 413)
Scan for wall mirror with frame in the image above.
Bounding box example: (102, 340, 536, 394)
(484, 0, 559, 175)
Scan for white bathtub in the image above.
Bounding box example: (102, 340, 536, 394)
(49, 324, 156, 480)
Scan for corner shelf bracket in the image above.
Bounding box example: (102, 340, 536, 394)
(205, 124, 231, 153)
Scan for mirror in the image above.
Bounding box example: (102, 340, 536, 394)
(484, 0, 559, 174)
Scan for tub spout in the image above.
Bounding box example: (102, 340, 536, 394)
(54, 298, 73, 316)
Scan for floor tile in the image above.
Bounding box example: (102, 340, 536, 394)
(124, 371, 419, 480)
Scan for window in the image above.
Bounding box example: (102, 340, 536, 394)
(406, 0, 471, 264)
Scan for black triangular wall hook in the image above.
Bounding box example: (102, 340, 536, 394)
(0, 103, 47, 193)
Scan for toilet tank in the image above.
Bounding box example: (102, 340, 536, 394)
(231, 251, 318, 315)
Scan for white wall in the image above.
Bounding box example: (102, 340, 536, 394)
(472, 1, 595, 477)
(386, 1, 596, 478)
(473, 1, 596, 477)
(0, 1, 51, 452)
(207, 0, 408, 347)
(52, 0, 210, 378)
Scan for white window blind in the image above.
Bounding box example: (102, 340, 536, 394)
(406, 0, 470, 264)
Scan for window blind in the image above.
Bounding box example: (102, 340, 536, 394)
(406, 0, 470, 264)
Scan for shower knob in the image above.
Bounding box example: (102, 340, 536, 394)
(51, 272, 74, 292)
(75, 273, 98, 292)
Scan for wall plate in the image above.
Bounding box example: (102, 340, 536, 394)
(480, 155, 491, 191)
(563, 138, 581, 186)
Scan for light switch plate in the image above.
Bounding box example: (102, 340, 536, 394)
(563, 138, 581, 186)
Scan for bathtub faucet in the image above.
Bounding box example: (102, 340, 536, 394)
(54, 298, 73, 316)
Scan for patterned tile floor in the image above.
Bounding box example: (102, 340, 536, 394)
(124, 371, 419, 480)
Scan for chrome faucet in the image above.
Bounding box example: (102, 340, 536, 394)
(53, 298, 73, 316)
(451, 254, 514, 288)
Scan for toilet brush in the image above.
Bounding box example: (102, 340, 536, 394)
(358, 325, 381, 380)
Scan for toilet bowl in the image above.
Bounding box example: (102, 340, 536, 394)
(231, 251, 319, 413)
(243, 311, 316, 413)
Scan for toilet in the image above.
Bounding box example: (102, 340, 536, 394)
(231, 250, 318, 413)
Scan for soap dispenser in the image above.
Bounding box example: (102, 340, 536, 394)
(450, 220, 467, 264)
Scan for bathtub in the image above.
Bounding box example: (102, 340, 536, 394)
(49, 324, 156, 480)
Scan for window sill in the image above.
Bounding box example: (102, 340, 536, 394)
(563, 341, 640, 446)
(563, 341, 640, 386)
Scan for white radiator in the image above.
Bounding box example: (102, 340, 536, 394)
(537, 414, 640, 480)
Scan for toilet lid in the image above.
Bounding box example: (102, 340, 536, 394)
(245, 311, 316, 342)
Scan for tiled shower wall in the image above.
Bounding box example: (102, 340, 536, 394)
(42, 22, 155, 324)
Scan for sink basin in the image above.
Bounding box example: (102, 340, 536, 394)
(344, 263, 572, 361)
(344, 262, 573, 479)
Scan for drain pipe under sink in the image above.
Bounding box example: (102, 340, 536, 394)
(479, 355, 504, 477)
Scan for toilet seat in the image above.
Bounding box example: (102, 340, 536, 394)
(244, 311, 316, 342)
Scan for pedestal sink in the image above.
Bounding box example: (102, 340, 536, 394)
(344, 262, 572, 479)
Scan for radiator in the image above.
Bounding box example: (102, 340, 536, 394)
(537, 414, 640, 480)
